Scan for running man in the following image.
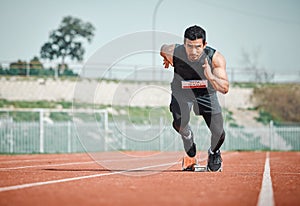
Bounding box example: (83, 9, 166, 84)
(160, 25, 229, 172)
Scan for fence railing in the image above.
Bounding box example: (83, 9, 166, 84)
(0, 121, 299, 154)
(0, 108, 108, 153)
(79, 65, 300, 83)
(1, 60, 300, 83)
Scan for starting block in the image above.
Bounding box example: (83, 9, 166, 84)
(182, 156, 207, 172)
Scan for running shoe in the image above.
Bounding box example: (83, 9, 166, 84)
(207, 149, 222, 172)
(182, 156, 198, 171)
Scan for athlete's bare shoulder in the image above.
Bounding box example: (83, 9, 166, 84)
(161, 44, 176, 57)
(212, 51, 226, 70)
(160, 44, 176, 68)
(161, 43, 175, 50)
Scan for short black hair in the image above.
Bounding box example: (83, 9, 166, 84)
(184, 25, 206, 44)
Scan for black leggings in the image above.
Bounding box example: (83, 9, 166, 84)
(170, 95, 225, 152)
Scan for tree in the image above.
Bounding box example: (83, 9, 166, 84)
(240, 47, 274, 83)
(29, 56, 43, 69)
(40, 16, 95, 69)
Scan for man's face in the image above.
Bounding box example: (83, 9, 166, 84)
(184, 38, 207, 62)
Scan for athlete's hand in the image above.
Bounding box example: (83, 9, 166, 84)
(163, 57, 171, 69)
(160, 44, 174, 69)
(202, 58, 213, 79)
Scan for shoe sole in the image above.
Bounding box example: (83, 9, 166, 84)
(206, 165, 223, 172)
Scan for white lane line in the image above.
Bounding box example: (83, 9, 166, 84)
(0, 158, 71, 164)
(0, 153, 184, 170)
(0, 151, 195, 164)
(0, 161, 180, 193)
(0, 156, 174, 170)
(257, 152, 275, 206)
(0, 151, 238, 170)
(0, 161, 94, 171)
(0, 152, 237, 192)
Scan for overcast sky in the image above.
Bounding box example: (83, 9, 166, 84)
(0, 0, 299, 72)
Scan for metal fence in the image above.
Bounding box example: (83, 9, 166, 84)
(80, 65, 300, 83)
(1, 60, 300, 83)
(0, 121, 299, 154)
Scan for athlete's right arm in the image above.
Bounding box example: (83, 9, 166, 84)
(160, 44, 175, 68)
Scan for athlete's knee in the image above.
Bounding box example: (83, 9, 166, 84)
(172, 121, 190, 137)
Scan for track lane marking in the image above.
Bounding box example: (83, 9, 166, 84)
(0, 152, 238, 192)
(0, 151, 237, 170)
(0, 161, 94, 170)
(257, 152, 275, 206)
(0, 158, 70, 164)
(0, 161, 180, 192)
(0, 155, 179, 170)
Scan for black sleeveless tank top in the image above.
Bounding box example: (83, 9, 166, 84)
(172, 44, 216, 95)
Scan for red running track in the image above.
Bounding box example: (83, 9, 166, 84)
(0, 151, 299, 206)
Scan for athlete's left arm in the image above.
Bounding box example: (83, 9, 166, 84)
(202, 51, 229, 94)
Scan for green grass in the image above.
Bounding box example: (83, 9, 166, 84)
(1, 82, 299, 124)
(0, 99, 241, 126)
(108, 106, 171, 125)
(0, 99, 172, 124)
(255, 110, 277, 125)
(0, 99, 72, 109)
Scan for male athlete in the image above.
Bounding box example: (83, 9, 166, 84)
(160, 25, 229, 172)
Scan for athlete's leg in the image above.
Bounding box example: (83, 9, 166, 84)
(202, 112, 225, 172)
(203, 113, 225, 152)
(202, 112, 225, 153)
(170, 95, 196, 157)
(170, 94, 191, 134)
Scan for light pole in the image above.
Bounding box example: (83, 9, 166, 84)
(152, 0, 164, 81)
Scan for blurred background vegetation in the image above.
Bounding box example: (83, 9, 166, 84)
(252, 83, 300, 125)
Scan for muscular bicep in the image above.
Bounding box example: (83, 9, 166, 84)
(212, 51, 228, 81)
